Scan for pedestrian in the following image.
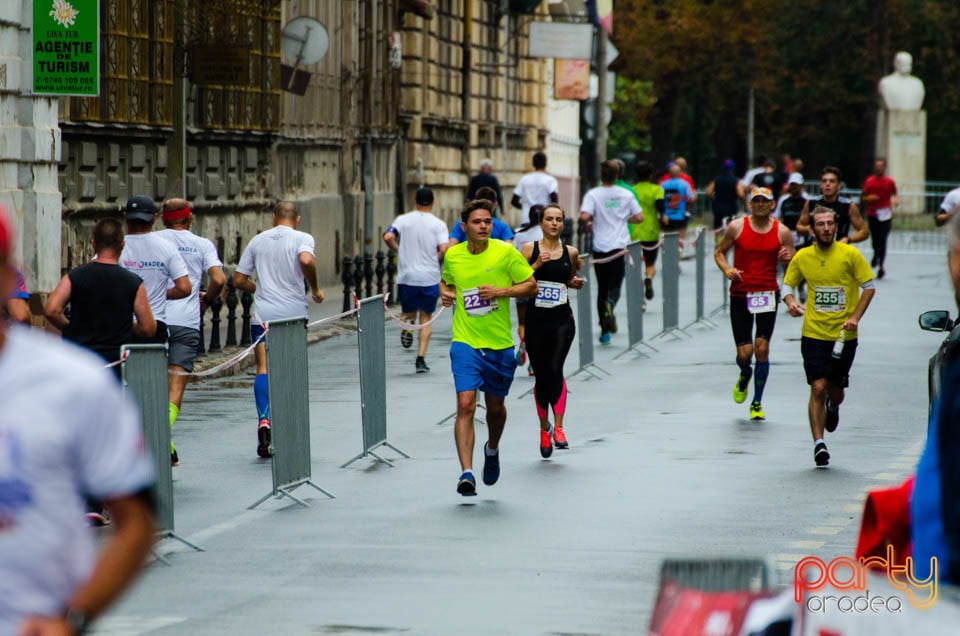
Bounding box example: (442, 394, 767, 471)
(935, 185, 960, 227)
(234, 201, 326, 458)
(512, 204, 544, 376)
(448, 186, 514, 246)
(783, 206, 876, 467)
(521, 204, 584, 457)
(740, 156, 767, 191)
(512, 151, 561, 239)
(466, 158, 504, 211)
(44, 217, 157, 373)
(795, 166, 869, 244)
(775, 173, 813, 247)
(382, 186, 449, 374)
(157, 199, 226, 465)
(631, 161, 665, 304)
(439, 199, 538, 496)
(0, 208, 157, 636)
(861, 158, 898, 279)
(704, 159, 744, 234)
(659, 163, 696, 256)
(714, 187, 795, 420)
(579, 160, 643, 345)
(119, 194, 192, 344)
(750, 158, 784, 197)
(4, 268, 30, 324)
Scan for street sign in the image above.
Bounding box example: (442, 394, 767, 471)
(32, 0, 99, 96)
(528, 22, 593, 60)
(191, 47, 250, 86)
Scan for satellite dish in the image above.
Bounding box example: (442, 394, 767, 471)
(281, 17, 329, 66)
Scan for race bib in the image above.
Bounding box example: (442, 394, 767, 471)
(462, 287, 497, 316)
(535, 281, 568, 308)
(814, 286, 846, 313)
(746, 290, 776, 314)
(876, 207, 892, 222)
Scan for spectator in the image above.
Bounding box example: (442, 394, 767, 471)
(466, 158, 504, 210)
(4, 268, 30, 324)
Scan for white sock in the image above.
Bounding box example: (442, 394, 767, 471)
(461, 469, 474, 477)
(485, 443, 498, 456)
(814, 438, 825, 446)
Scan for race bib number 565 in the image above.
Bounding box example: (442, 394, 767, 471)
(462, 287, 497, 316)
(535, 281, 568, 308)
(814, 286, 846, 313)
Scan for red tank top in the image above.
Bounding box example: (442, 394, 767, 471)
(730, 218, 781, 297)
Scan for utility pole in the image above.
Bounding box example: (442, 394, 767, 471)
(747, 86, 755, 172)
(595, 26, 608, 174)
(170, 0, 186, 198)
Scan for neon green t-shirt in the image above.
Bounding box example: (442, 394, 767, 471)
(630, 182, 664, 242)
(441, 239, 535, 350)
(783, 242, 874, 341)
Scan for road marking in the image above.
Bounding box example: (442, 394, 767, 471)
(788, 540, 826, 550)
(808, 526, 845, 535)
(88, 616, 185, 635)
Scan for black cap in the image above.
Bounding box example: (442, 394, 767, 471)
(124, 195, 158, 222)
(415, 187, 434, 206)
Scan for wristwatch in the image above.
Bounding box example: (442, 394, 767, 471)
(63, 607, 90, 635)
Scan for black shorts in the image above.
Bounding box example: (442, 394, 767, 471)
(640, 241, 660, 267)
(801, 336, 858, 388)
(662, 218, 688, 231)
(729, 296, 778, 346)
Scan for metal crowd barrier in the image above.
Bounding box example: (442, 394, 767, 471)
(249, 317, 335, 509)
(616, 242, 657, 359)
(121, 344, 202, 557)
(342, 295, 410, 467)
(569, 255, 609, 381)
(684, 232, 718, 330)
(656, 233, 684, 340)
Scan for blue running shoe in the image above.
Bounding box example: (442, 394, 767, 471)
(482, 443, 500, 486)
(457, 471, 477, 496)
(599, 332, 612, 345)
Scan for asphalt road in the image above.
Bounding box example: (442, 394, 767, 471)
(98, 245, 950, 635)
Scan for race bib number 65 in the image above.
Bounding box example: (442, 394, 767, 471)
(746, 290, 776, 314)
(462, 287, 497, 316)
(814, 286, 846, 313)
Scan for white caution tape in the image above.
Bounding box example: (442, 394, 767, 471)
(590, 249, 629, 265)
(103, 348, 130, 369)
(170, 326, 269, 377)
(639, 237, 665, 251)
(385, 302, 447, 331)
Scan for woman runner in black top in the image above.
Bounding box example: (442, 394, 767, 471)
(521, 205, 584, 458)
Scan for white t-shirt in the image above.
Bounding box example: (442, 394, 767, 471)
(940, 187, 960, 214)
(741, 166, 766, 189)
(236, 225, 315, 323)
(513, 171, 559, 218)
(0, 327, 154, 633)
(580, 185, 642, 253)
(157, 229, 223, 330)
(513, 225, 543, 250)
(119, 233, 189, 323)
(388, 211, 449, 287)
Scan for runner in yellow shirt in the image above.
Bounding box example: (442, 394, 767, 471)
(440, 200, 538, 496)
(783, 206, 876, 468)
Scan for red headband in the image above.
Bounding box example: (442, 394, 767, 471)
(0, 207, 12, 264)
(162, 205, 192, 222)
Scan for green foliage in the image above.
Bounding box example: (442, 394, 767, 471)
(608, 75, 655, 157)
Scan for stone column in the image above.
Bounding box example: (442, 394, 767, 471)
(0, 1, 62, 293)
(876, 109, 926, 214)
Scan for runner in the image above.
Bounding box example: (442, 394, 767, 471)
(382, 186, 449, 373)
(660, 163, 696, 253)
(775, 173, 813, 302)
(512, 204, 544, 375)
(860, 157, 898, 279)
(4, 268, 30, 323)
(440, 199, 537, 496)
(714, 187, 794, 420)
(704, 159, 744, 235)
(448, 186, 513, 247)
(783, 206, 876, 467)
(795, 166, 869, 244)
(579, 160, 643, 345)
(631, 161, 665, 304)
(521, 204, 584, 457)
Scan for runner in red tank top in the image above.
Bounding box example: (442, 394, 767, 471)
(715, 187, 795, 420)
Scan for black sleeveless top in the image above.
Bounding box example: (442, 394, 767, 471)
(712, 174, 739, 215)
(779, 195, 807, 231)
(809, 196, 853, 240)
(65, 262, 142, 363)
(527, 242, 573, 318)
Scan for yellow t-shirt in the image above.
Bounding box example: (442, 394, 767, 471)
(783, 242, 873, 341)
(441, 239, 535, 350)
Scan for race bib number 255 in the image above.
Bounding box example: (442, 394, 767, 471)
(814, 286, 846, 313)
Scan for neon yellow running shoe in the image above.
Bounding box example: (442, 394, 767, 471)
(733, 376, 748, 404)
(749, 401, 765, 420)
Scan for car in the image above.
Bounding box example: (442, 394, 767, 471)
(919, 310, 960, 417)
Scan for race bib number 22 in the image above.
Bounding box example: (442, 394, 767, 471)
(462, 287, 497, 316)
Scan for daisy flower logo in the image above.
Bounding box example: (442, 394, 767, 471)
(49, 0, 79, 28)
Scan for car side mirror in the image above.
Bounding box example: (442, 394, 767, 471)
(919, 310, 954, 332)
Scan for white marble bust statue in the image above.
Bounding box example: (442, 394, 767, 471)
(879, 51, 925, 111)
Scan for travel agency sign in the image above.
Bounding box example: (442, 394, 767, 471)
(33, 0, 99, 96)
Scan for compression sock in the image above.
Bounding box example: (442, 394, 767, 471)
(753, 362, 770, 404)
(169, 403, 179, 453)
(254, 373, 270, 421)
(737, 358, 753, 388)
(552, 380, 569, 417)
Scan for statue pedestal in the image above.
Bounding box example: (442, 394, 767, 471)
(876, 109, 926, 214)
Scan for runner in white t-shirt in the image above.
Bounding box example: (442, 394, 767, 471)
(234, 201, 325, 458)
(579, 160, 643, 345)
(157, 199, 226, 466)
(382, 187, 449, 373)
(0, 208, 156, 636)
(936, 186, 960, 227)
(119, 195, 191, 343)
(512, 151, 559, 229)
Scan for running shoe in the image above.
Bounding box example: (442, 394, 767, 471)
(814, 442, 830, 468)
(878, 267, 886, 280)
(733, 376, 748, 404)
(553, 427, 569, 449)
(749, 401, 765, 420)
(644, 277, 655, 300)
(516, 340, 526, 366)
(415, 356, 430, 374)
(482, 442, 500, 485)
(825, 399, 840, 433)
(540, 428, 554, 458)
(86, 510, 111, 527)
(527, 364, 535, 377)
(400, 318, 414, 349)
(599, 332, 612, 345)
(871, 255, 878, 267)
(457, 471, 477, 496)
(171, 449, 180, 467)
(257, 419, 273, 458)
(606, 300, 618, 334)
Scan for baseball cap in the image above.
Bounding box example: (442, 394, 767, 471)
(124, 195, 158, 222)
(415, 187, 434, 206)
(0, 206, 12, 264)
(787, 172, 804, 186)
(750, 187, 774, 201)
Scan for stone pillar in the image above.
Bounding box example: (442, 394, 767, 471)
(0, 1, 62, 292)
(876, 109, 926, 214)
